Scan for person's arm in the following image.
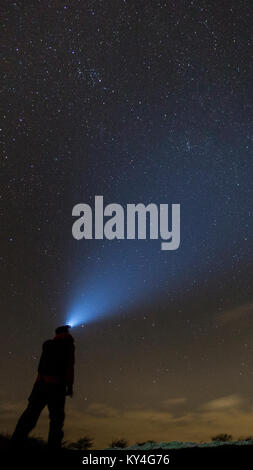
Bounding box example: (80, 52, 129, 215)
(65, 340, 75, 396)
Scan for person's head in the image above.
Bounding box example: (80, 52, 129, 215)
(55, 324, 71, 335)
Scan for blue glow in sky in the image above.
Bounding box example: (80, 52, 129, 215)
(65, 145, 251, 328)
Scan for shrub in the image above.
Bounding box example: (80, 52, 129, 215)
(136, 440, 157, 446)
(211, 433, 233, 442)
(109, 438, 128, 448)
(67, 436, 94, 450)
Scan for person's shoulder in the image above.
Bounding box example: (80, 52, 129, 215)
(64, 333, 74, 343)
(66, 334, 74, 344)
(42, 339, 53, 349)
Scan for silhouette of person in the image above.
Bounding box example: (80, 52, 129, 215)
(11, 325, 75, 449)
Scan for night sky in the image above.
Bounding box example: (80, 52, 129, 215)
(2, 0, 253, 448)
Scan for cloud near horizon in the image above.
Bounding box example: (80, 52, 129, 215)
(201, 394, 245, 411)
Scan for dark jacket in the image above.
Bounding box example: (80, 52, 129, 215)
(36, 332, 75, 386)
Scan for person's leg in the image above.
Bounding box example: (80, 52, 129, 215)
(47, 384, 66, 449)
(11, 382, 47, 444)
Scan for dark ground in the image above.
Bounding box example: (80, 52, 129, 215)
(0, 435, 252, 468)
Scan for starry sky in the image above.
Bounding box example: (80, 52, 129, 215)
(1, 0, 253, 449)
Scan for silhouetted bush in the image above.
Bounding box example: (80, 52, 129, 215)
(237, 436, 253, 441)
(109, 438, 128, 448)
(67, 436, 94, 450)
(211, 433, 233, 442)
(0, 433, 11, 450)
(136, 440, 157, 446)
